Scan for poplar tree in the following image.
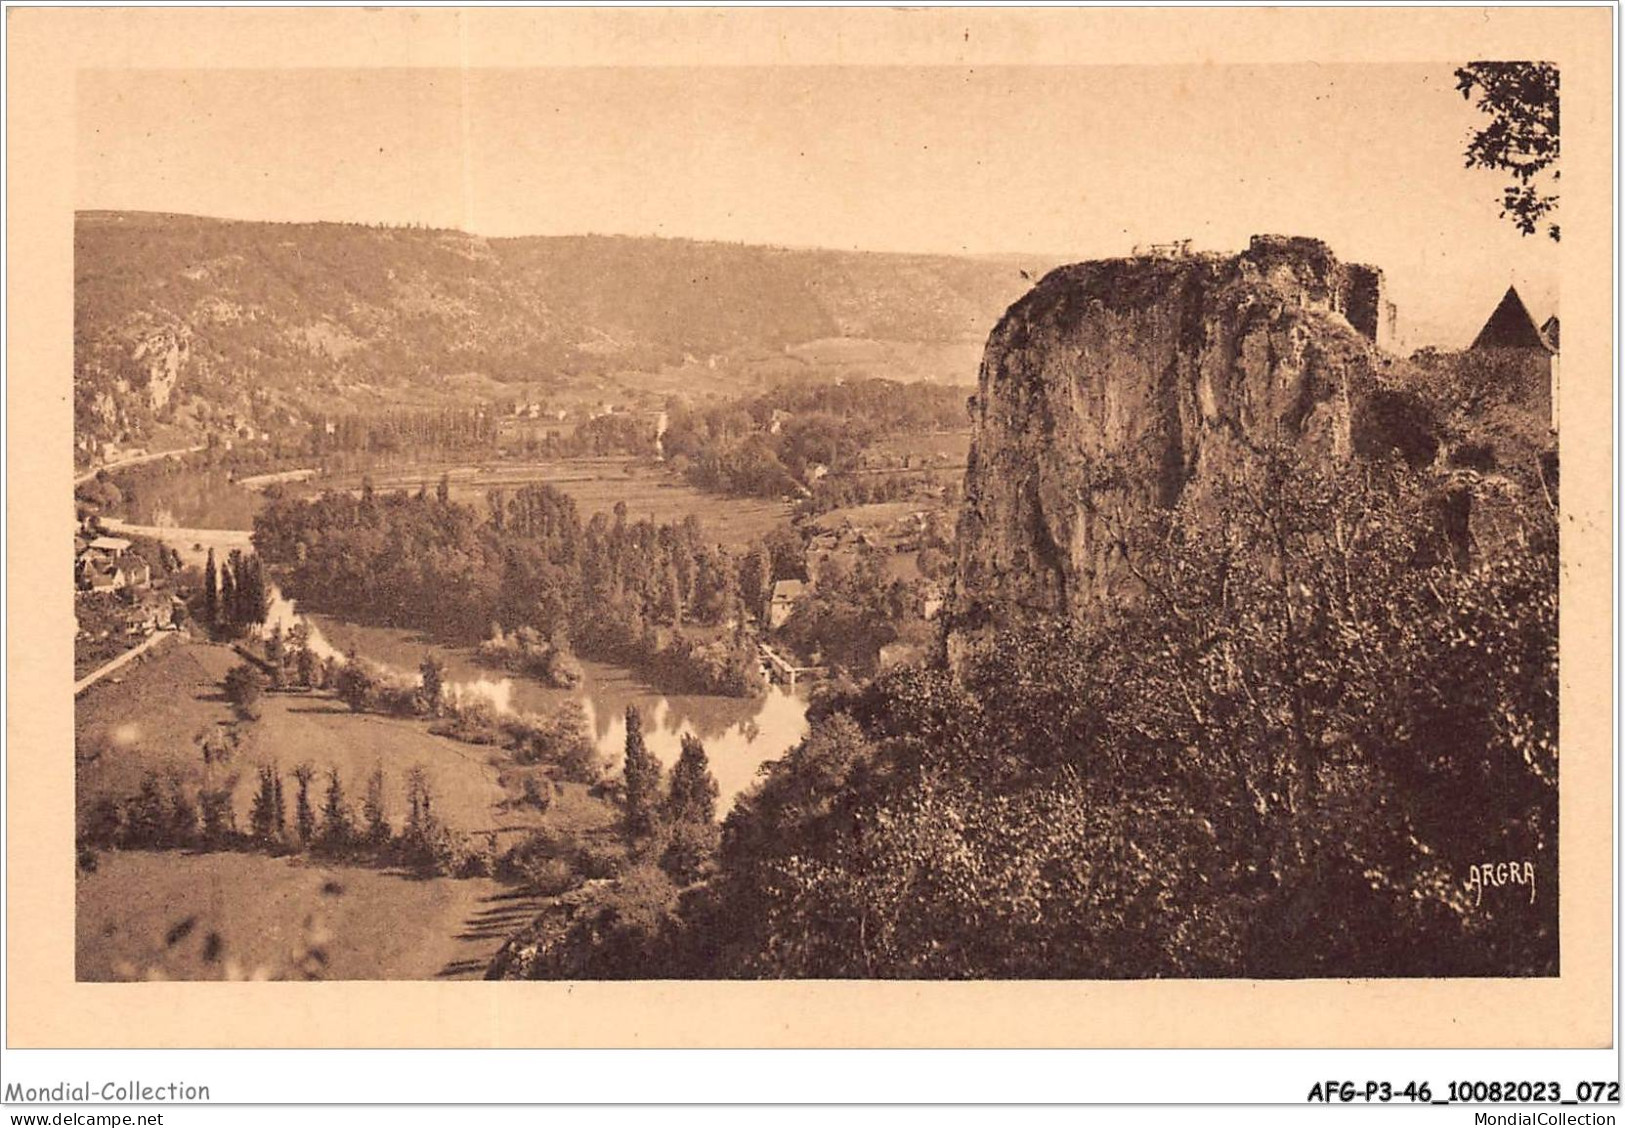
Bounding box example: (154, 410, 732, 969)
(621, 705, 663, 841)
(321, 768, 352, 849)
(292, 762, 316, 846)
(203, 548, 219, 629)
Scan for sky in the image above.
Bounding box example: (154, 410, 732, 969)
(77, 64, 1560, 348)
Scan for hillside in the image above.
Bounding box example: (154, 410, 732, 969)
(73, 212, 1046, 462)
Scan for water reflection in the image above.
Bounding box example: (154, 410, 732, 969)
(309, 616, 809, 809)
(582, 685, 809, 806)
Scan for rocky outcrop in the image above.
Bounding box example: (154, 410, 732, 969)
(131, 326, 190, 411)
(947, 236, 1434, 654)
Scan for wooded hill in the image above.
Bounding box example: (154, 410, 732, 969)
(74, 211, 1045, 455)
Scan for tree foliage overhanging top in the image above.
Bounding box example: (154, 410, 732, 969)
(1456, 61, 1560, 241)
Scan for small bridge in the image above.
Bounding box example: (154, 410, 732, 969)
(757, 642, 826, 690)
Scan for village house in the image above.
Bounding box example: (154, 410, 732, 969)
(75, 535, 152, 593)
(85, 534, 132, 557)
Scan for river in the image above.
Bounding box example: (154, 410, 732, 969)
(306, 616, 809, 808)
(96, 519, 811, 809)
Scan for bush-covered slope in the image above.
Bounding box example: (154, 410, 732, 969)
(74, 211, 1041, 459)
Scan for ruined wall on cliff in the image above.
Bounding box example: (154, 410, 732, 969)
(947, 236, 1434, 656)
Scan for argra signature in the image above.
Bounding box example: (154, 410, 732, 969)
(1464, 860, 1536, 907)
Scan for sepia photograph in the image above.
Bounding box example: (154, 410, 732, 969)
(5, 7, 1614, 1073)
(64, 57, 1564, 986)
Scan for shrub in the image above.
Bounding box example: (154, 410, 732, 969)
(429, 701, 505, 745)
(659, 820, 720, 885)
(573, 840, 627, 881)
(526, 857, 579, 896)
(455, 834, 498, 878)
(334, 654, 377, 712)
(198, 780, 239, 846)
(82, 797, 124, 849)
(122, 773, 170, 848)
(222, 663, 266, 721)
(165, 777, 199, 848)
(518, 774, 552, 812)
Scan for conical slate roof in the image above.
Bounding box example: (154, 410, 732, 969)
(1471, 286, 1552, 351)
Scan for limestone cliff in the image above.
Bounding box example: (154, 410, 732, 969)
(948, 236, 1434, 652)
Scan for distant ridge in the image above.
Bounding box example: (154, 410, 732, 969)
(74, 210, 1053, 457)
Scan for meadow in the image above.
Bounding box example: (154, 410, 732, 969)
(74, 638, 579, 980)
(106, 455, 793, 551)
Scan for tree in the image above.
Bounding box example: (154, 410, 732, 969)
(222, 662, 266, 721)
(249, 763, 282, 843)
(219, 563, 237, 636)
(321, 768, 352, 850)
(665, 733, 719, 826)
(125, 773, 169, 848)
(437, 472, 451, 505)
(241, 554, 271, 628)
(1456, 62, 1560, 240)
(419, 652, 446, 715)
(335, 650, 376, 712)
(292, 762, 317, 846)
(404, 765, 434, 840)
(662, 561, 684, 626)
(660, 733, 721, 883)
(621, 706, 664, 841)
(264, 624, 287, 688)
(225, 550, 247, 632)
(203, 548, 219, 629)
(363, 764, 390, 845)
(741, 543, 774, 621)
(296, 644, 319, 690)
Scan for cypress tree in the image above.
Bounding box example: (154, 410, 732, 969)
(244, 554, 270, 627)
(203, 548, 219, 628)
(292, 762, 316, 846)
(363, 764, 389, 845)
(250, 764, 280, 842)
(621, 705, 663, 841)
(321, 768, 352, 849)
(219, 558, 238, 636)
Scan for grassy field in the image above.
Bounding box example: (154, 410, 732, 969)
(807, 500, 925, 533)
(73, 638, 616, 980)
(77, 850, 546, 981)
(103, 456, 795, 551)
(335, 459, 793, 550)
(76, 641, 519, 839)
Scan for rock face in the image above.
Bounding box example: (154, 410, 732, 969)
(948, 235, 1429, 653)
(131, 326, 191, 411)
